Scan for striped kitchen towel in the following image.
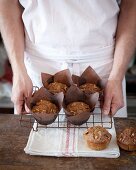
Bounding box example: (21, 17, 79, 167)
(24, 111, 120, 158)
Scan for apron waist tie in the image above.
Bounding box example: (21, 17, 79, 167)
(25, 39, 115, 62)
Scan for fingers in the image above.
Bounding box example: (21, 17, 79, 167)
(24, 86, 33, 114)
(11, 88, 32, 115)
(110, 99, 124, 116)
(102, 91, 112, 115)
(25, 103, 30, 113)
(12, 99, 24, 115)
(102, 79, 124, 116)
(103, 95, 124, 116)
(24, 86, 33, 98)
(12, 90, 32, 114)
(11, 73, 33, 114)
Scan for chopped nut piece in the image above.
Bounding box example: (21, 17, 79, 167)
(67, 102, 90, 115)
(80, 83, 101, 93)
(32, 100, 58, 114)
(47, 82, 68, 94)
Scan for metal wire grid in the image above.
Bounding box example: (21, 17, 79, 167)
(20, 105, 113, 132)
(20, 87, 113, 131)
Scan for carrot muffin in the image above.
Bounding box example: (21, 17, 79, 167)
(47, 82, 68, 94)
(32, 99, 59, 114)
(117, 127, 136, 151)
(79, 83, 101, 93)
(83, 126, 112, 150)
(66, 102, 90, 116)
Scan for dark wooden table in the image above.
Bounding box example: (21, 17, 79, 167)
(0, 114, 136, 170)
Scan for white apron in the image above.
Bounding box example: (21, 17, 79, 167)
(19, 0, 127, 117)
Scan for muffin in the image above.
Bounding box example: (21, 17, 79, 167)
(26, 87, 64, 125)
(66, 102, 90, 116)
(79, 83, 101, 93)
(47, 82, 68, 94)
(63, 85, 99, 125)
(32, 99, 59, 114)
(83, 126, 112, 150)
(41, 69, 73, 94)
(117, 127, 136, 151)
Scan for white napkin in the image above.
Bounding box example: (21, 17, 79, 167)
(24, 110, 120, 158)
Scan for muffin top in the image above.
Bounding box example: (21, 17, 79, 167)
(32, 99, 58, 114)
(47, 82, 68, 94)
(118, 127, 136, 145)
(84, 126, 112, 144)
(79, 83, 101, 93)
(67, 102, 90, 115)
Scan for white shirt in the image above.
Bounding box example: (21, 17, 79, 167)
(19, 0, 120, 56)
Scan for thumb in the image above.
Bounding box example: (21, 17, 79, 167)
(14, 100, 24, 115)
(14, 107, 19, 115)
(102, 93, 112, 115)
(24, 86, 33, 114)
(25, 103, 30, 113)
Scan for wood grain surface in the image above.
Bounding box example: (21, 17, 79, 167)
(0, 114, 136, 170)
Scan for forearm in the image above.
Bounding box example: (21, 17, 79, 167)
(0, 0, 26, 75)
(109, 0, 136, 81)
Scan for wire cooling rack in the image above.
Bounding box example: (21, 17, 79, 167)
(20, 104, 113, 132)
(20, 87, 113, 131)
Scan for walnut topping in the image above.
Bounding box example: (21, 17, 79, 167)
(131, 133, 135, 137)
(84, 126, 112, 143)
(32, 100, 58, 114)
(47, 82, 68, 94)
(94, 135, 99, 140)
(67, 102, 90, 115)
(118, 127, 136, 145)
(79, 83, 101, 93)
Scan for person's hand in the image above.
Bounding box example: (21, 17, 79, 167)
(11, 71, 33, 114)
(102, 79, 124, 116)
